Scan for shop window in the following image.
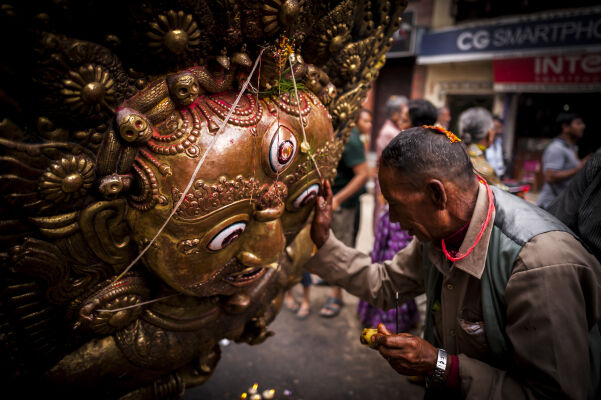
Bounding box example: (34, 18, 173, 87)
(515, 93, 600, 156)
(511, 92, 601, 190)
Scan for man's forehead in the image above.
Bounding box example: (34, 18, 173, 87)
(379, 166, 418, 192)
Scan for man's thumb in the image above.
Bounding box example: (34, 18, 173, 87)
(378, 323, 392, 335)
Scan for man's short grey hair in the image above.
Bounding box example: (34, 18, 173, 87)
(458, 107, 493, 144)
(385, 95, 408, 118)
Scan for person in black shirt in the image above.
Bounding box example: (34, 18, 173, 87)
(547, 149, 601, 261)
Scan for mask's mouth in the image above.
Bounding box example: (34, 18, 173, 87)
(224, 266, 266, 286)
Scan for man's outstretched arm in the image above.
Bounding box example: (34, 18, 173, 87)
(307, 180, 425, 310)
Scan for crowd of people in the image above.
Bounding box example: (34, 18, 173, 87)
(283, 93, 601, 399)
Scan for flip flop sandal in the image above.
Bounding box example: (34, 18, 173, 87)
(319, 296, 343, 318)
(296, 305, 310, 320)
(284, 296, 300, 313)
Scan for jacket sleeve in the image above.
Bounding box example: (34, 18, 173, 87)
(458, 231, 601, 400)
(304, 231, 425, 310)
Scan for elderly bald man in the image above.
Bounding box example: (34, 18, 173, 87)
(308, 126, 601, 399)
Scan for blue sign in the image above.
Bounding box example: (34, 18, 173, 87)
(418, 8, 601, 63)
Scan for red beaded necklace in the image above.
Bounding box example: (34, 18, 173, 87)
(441, 178, 495, 262)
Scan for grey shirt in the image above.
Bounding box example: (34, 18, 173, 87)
(537, 137, 580, 209)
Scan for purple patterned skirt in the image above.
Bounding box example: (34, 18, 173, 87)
(356, 206, 419, 332)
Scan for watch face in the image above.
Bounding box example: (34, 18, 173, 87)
(427, 349, 448, 387)
(436, 350, 447, 369)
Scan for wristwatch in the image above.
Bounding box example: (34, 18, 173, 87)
(426, 348, 448, 388)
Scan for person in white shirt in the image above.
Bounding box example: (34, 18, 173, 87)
(485, 115, 506, 179)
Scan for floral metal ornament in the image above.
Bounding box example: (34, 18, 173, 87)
(147, 10, 202, 56)
(61, 64, 116, 115)
(340, 54, 362, 78)
(261, 0, 302, 36)
(317, 23, 351, 58)
(38, 155, 96, 204)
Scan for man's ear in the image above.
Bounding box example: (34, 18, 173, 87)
(426, 179, 447, 210)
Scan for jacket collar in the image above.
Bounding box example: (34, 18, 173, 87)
(427, 182, 495, 279)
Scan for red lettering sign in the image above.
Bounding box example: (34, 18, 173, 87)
(494, 53, 601, 85)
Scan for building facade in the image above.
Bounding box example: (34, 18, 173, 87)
(416, 0, 601, 189)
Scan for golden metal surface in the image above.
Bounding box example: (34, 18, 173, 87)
(0, 1, 407, 397)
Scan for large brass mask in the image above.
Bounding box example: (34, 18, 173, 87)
(0, 1, 406, 398)
(123, 81, 338, 298)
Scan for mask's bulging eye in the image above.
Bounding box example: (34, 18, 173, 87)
(269, 134, 297, 173)
(292, 183, 319, 209)
(207, 222, 247, 251)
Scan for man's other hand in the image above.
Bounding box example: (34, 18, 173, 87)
(311, 179, 333, 248)
(373, 323, 438, 377)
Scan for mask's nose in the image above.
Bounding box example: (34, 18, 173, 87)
(236, 219, 285, 268)
(254, 201, 285, 222)
(253, 182, 287, 222)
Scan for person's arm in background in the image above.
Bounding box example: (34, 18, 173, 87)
(332, 162, 368, 210)
(544, 159, 587, 184)
(540, 141, 588, 185)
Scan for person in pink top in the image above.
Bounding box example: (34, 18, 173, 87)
(374, 96, 409, 230)
(375, 95, 409, 156)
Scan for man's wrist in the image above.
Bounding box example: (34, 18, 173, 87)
(313, 229, 330, 249)
(316, 232, 329, 248)
(426, 348, 448, 388)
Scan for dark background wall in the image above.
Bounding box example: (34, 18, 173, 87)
(371, 57, 415, 150)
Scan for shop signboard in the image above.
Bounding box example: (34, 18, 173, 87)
(493, 53, 601, 92)
(418, 7, 601, 64)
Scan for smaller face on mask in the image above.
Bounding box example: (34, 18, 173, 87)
(167, 72, 201, 107)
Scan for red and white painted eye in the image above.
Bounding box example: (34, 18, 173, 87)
(207, 222, 247, 251)
(292, 183, 319, 209)
(268, 128, 298, 173)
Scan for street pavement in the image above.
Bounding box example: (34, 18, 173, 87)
(184, 192, 425, 399)
(183, 284, 425, 400)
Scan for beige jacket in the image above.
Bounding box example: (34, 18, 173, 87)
(305, 183, 601, 399)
